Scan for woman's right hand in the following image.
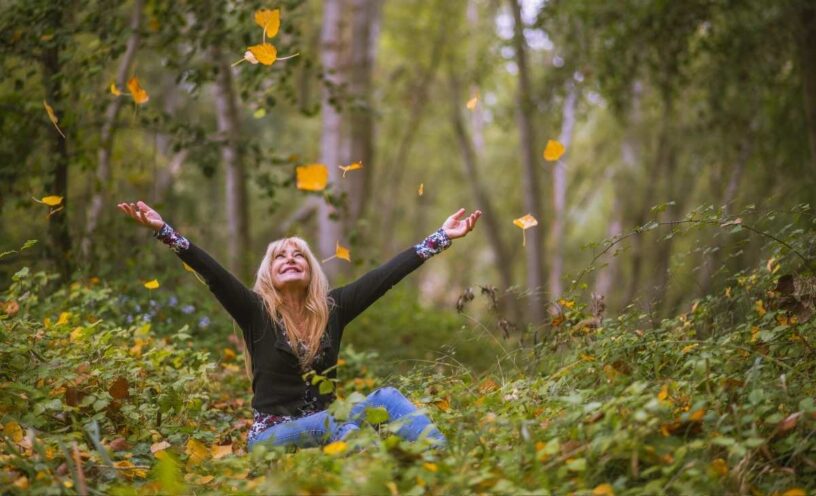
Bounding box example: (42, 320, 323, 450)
(117, 200, 165, 231)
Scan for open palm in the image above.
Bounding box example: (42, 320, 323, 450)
(441, 208, 482, 239)
(117, 200, 164, 230)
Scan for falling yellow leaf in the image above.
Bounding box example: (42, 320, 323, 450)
(110, 83, 122, 96)
(513, 214, 538, 246)
(254, 9, 281, 38)
(211, 444, 233, 459)
(127, 76, 149, 105)
(323, 441, 347, 455)
(185, 438, 211, 464)
(4, 421, 24, 443)
(418, 183, 424, 196)
(466, 96, 478, 110)
(543, 139, 565, 161)
(335, 241, 351, 262)
(40, 195, 63, 206)
(248, 43, 277, 65)
(144, 279, 160, 290)
(296, 164, 329, 191)
(592, 483, 615, 496)
(339, 161, 363, 178)
(43, 100, 66, 139)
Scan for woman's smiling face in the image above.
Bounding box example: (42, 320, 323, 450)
(270, 242, 312, 290)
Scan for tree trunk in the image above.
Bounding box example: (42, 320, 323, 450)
(212, 47, 250, 279)
(346, 0, 382, 224)
(82, 0, 143, 262)
(448, 69, 523, 324)
(548, 84, 578, 298)
(41, 10, 73, 280)
(318, 0, 347, 273)
(508, 0, 546, 323)
(800, 3, 816, 170)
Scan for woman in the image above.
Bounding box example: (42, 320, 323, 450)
(117, 200, 481, 451)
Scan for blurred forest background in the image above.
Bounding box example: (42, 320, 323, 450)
(2, 0, 816, 360)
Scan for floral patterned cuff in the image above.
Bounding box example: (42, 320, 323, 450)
(414, 228, 452, 260)
(153, 223, 190, 253)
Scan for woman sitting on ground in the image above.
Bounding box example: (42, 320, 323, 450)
(117, 201, 481, 450)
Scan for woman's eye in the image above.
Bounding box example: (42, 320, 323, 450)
(274, 254, 285, 259)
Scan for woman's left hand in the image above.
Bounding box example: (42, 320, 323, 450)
(441, 208, 482, 240)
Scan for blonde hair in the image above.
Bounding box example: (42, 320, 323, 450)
(250, 237, 331, 372)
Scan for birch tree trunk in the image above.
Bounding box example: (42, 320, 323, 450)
(318, 0, 347, 272)
(508, 0, 546, 323)
(346, 0, 382, 224)
(82, 0, 143, 262)
(548, 84, 578, 298)
(212, 47, 250, 279)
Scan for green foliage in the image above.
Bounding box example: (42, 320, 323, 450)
(3, 229, 816, 494)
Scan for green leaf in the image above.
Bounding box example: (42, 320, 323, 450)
(318, 380, 334, 395)
(365, 406, 389, 424)
(566, 458, 586, 472)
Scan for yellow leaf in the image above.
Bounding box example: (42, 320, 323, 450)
(418, 183, 424, 196)
(579, 353, 595, 362)
(423, 462, 438, 472)
(339, 161, 364, 178)
(710, 458, 728, 477)
(603, 364, 622, 381)
(211, 443, 233, 459)
(466, 96, 478, 110)
(13, 476, 29, 490)
(658, 385, 669, 401)
(185, 438, 211, 464)
(543, 139, 565, 161)
(689, 408, 705, 422)
(782, 490, 807, 496)
(56, 311, 71, 326)
(592, 483, 615, 496)
(296, 164, 329, 191)
(513, 214, 538, 230)
(43, 100, 66, 138)
(254, 8, 281, 38)
(4, 421, 24, 443)
(513, 214, 538, 247)
(335, 241, 351, 262)
(112, 460, 148, 479)
(681, 343, 698, 353)
(127, 76, 150, 105)
(557, 298, 575, 309)
(755, 300, 766, 317)
(40, 195, 63, 206)
(248, 43, 277, 65)
(110, 82, 122, 96)
(433, 398, 450, 412)
(322, 441, 347, 455)
(70, 327, 84, 342)
(223, 348, 237, 361)
(144, 279, 160, 290)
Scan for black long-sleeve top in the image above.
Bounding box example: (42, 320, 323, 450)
(156, 225, 451, 417)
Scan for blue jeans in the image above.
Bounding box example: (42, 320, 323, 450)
(247, 387, 446, 450)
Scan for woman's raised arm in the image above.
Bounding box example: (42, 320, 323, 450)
(332, 208, 481, 329)
(117, 201, 262, 334)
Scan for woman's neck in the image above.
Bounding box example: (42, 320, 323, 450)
(279, 288, 307, 322)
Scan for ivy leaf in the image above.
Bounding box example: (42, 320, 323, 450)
(296, 164, 328, 191)
(43, 100, 66, 139)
